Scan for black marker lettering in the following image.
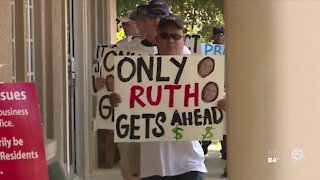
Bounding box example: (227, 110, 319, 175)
(203, 108, 213, 125)
(211, 107, 224, 124)
(116, 114, 129, 138)
(156, 57, 169, 82)
(118, 57, 136, 82)
(142, 114, 156, 139)
(137, 56, 154, 83)
(130, 115, 140, 139)
(103, 51, 116, 72)
(194, 109, 202, 126)
(170, 57, 187, 84)
(171, 110, 183, 126)
(153, 112, 165, 137)
(98, 95, 113, 119)
(182, 111, 193, 125)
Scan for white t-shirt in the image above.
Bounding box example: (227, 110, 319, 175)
(140, 47, 207, 178)
(117, 36, 132, 46)
(119, 38, 192, 55)
(116, 38, 156, 175)
(141, 141, 207, 177)
(154, 46, 192, 55)
(118, 36, 143, 50)
(118, 38, 156, 54)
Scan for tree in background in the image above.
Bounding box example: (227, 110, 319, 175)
(116, 0, 224, 43)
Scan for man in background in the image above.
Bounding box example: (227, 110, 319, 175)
(117, 10, 140, 46)
(212, 25, 227, 178)
(111, 14, 208, 180)
(115, 1, 171, 179)
(212, 26, 225, 44)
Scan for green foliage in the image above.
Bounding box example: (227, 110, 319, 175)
(167, 0, 224, 42)
(116, 0, 148, 16)
(116, 0, 224, 43)
(116, 28, 125, 41)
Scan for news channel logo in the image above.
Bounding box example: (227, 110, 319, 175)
(291, 148, 304, 161)
(267, 149, 279, 163)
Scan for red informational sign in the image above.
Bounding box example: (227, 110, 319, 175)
(0, 83, 48, 180)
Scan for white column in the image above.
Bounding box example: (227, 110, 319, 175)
(105, 0, 117, 44)
(0, 0, 12, 82)
(226, 1, 320, 179)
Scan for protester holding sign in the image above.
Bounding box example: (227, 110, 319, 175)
(117, 10, 140, 46)
(201, 25, 226, 155)
(137, 14, 211, 180)
(118, 5, 148, 50)
(212, 26, 225, 45)
(115, 1, 172, 179)
(212, 25, 228, 178)
(116, 1, 176, 178)
(111, 14, 208, 179)
(112, 1, 219, 179)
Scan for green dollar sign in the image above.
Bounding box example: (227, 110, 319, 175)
(202, 126, 214, 140)
(172, 125, 183, 140)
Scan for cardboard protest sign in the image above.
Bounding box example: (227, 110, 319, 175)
(185, 34, 202, 54)
(0, 83, 48, 180)
(201, 43, 225, 55)
(114, 55, 225, 142)
(201, 43, 226, 139)
(92, 44, 118, 88)
(92, 45, 149, 130)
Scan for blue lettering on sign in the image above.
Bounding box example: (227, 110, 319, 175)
(202, 43, 225, 55)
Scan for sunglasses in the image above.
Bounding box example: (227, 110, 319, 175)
(147, 12, 167, 19)
(122, 21, 134, 26)
(159, 33, 184, 40)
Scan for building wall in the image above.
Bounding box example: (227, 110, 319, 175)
(0, 0, 119, 178)
(0, 0, 67, 164)
(226, 1, 320, 179)
(88, 0, 117, 174)
(0, 0, 12, 81)
(6, 0, 320, 179)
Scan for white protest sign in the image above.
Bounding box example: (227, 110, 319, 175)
(92, 44, 117, 93)
(92, 45, 148, 130)
(114, 55, 225, 142)
(201, 43, 225, 55)
(185, 34, 202, 54)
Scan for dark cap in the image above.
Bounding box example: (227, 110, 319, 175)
(136, 5, 148, 18)
(117, 10, 137, 23)
(157, 15, 184, 30)
(147, 0, 170, 15)
(137, 4, 148, 14)
(213, 26, 224, 35)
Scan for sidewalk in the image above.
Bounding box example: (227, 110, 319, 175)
(90, 147, 227, 180)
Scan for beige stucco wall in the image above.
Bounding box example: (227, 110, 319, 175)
(88, 0, 117, 174)
(0, 0, 12, 82)
(226, 1, 320, 179)
(0, 0, 67, 164)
